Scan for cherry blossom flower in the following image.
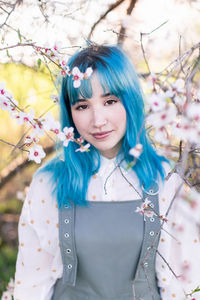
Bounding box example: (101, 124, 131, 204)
(147, 73, 157, 90)
(83, 67, 93, 79)
(50, 94, 59, 104)
(171, 79, 185, 94)
(32, 122, 44, 137)
(72, 67, 84, 88)
(1, 277, 14, 300)
(146, 93, 166, 112)
(24, 134, 39, 147)
(171, 116, 198, 143)
(0, 83, 10, 98)
(28, 144, 46, 164)
(129, 143, 143, 158)
(77, 137, 84, 143)
(59, 56, 69, 69)
(154, 127, 170, 145)
(58, 126, 74, 147)
(135, 198, 156, 221)
(147, 104, 177, 129)
(75, 143, 90, 152)
(13, 109, 35, 125)
(0, 94, 12, 111)
(186, 102, 200, 122)
(1, 290, 12, 300)
(41, 112, 61, 134)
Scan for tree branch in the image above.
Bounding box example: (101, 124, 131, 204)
(88, 0, 126, 40)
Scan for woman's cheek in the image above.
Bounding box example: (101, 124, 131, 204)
(72, 112, 89, 135)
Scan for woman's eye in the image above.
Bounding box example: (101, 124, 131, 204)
(76, 104, 88, 110)
(105, 99, 118, 105)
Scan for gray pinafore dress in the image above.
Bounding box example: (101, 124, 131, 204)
(52, 186, 161, 300)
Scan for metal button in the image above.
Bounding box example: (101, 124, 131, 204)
(64, 204, 69, 209)
(64, 233, 69, 238)
(147, 246, 151, 250)
(150, 217, 155, 222)
(64, 219, 69, 224)
(67, 264, 72, 269)
(143, 262, 148, 267)
(149, 203, 154, 208)
(149, 231, 154, 236)
(149, 189, 154, 194)
(65, 248, 71, 254)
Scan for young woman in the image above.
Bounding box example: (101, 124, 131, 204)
(14, 45, 200, 300)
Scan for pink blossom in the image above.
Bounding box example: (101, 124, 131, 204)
(83, 67, 93, 79)
(50, 94, 59, 104)
(13, 109, 35, 125)
(1, 291, 12, 300)
(146, 93, 166, 112)
(32, 122, 44, 137)
(154, 127, 170, 145)
(58, 127, 74, 147)
(75, 143, 90, 152)
(147, 73, 157, 90)
(186, 102, 200, 122)
(0, 94, 11, 111)
(28, 144, 46, 164)
(41, 112, 61, 134)
(171, 116, 198, 143)
(72, 67, 84, 88)
(135, 198, 156, 221)
(170, 79, 185, 95)
(24, 134, 39, 146)
(147, 104, 177, 129)
(129, 143, 143, 158)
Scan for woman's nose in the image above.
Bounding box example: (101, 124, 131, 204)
(92, 109, 107, 128)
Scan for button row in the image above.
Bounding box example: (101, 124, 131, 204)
(64, 214, 72, 271)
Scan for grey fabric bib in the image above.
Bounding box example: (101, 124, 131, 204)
(52, 186, 161, 300)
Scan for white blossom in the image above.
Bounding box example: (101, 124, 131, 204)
(146, 93, 166, 112)
(147, 104, 177, 129)
(186, 102, 200, 122)
(135, 198, 156, 221)
(72, 67, 84, 88)
(28, 144, 46, 164)
(58, 126, 74, 147)
(32, 122, 44, 137)
(129, 144, 143, 158)
(50, 94, 59, 104)
(85, 67, 93, 78)
(13, 108, 35, 125)
(1, 290, 13, 300)
(75, 143, 90, 152)
(41, 112, 61, 134)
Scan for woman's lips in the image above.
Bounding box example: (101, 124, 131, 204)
(92, 131, 113, 140)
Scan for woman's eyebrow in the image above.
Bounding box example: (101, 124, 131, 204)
(75, 93, 112, 103)
(101, 93, 111, 97)
(76, 98, 87, 103)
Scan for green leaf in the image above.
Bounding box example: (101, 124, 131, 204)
(6, 50, 10, 57)
(17, 29, 22, 43)
(37, 58, 41, 69)
(191, 286, 200, 295)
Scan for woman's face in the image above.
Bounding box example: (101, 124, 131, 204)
(71, 72, 127, 159)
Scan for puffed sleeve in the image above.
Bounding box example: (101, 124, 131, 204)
(156, 163, 200, 300)
(14, 172, 63, 300)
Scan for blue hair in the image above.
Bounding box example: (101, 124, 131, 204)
(37, 45, 168, 208)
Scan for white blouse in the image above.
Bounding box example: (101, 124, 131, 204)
(13, 156, 200, 300)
